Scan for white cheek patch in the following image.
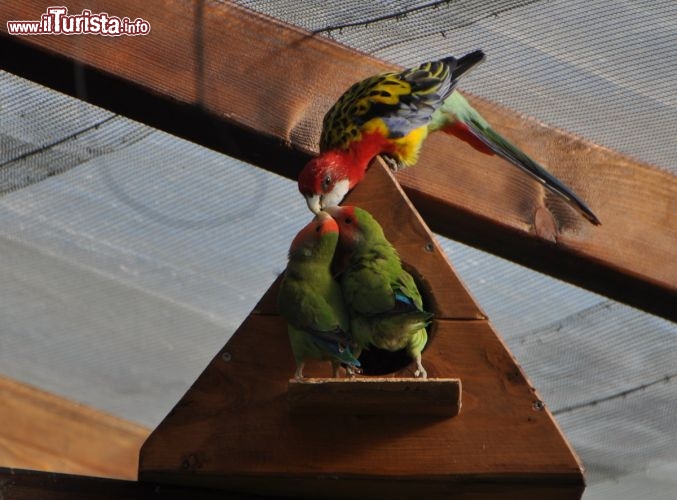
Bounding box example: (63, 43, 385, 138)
(321, 179, 350, 209)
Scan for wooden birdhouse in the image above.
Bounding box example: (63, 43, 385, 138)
(138, 161, 585, 499)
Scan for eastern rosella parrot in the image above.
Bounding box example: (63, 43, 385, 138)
(325, 205, 433, 378)
(278, 211, 361, 380)
(298, 50, 600, 225)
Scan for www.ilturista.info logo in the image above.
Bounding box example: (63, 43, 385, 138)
(7, 6, 151, 36)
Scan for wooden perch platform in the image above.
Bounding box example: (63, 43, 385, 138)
(287, 378, 462, 417)
(139, 162, 585, 499)
(1, 1, 675, 320)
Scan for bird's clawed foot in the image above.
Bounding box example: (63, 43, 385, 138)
(413, 355, 427, 379)
(382, 155, 402, 172)
(331, 362, 362, 378)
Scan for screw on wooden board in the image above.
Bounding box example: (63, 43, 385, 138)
(221, 351, 232, 362)
(181, 454, 202, 471)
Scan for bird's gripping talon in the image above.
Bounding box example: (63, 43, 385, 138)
(382, 155, 401, 172)
(414, 356, 428, 379)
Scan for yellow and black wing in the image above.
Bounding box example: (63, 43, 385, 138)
(319, 50, 485, 152)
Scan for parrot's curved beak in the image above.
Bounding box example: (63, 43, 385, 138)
(316, 210, 332, 223)
(305, 194, 322, 215)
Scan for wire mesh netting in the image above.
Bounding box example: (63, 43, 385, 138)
(238, 0, 677, 172)
(1, 0, 677, 498)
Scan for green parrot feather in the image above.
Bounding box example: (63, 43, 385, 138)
(327, 206, 433, 378)
(278, 212, 360, 380)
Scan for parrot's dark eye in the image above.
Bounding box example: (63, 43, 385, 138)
(315, 225, 321, 232)
(344, 217, 352, 225)
(321, 175, 332, 190)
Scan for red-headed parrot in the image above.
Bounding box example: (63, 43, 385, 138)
(299, 50, 600, 225)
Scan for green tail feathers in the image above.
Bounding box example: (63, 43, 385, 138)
(476, 124, 601, 225)
(438, 92, 601, 225)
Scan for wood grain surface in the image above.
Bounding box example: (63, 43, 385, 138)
(287, 378, 462, 417)
(0, 377, 148, 480)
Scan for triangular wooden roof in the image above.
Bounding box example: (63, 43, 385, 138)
(139, 161, 584, 499)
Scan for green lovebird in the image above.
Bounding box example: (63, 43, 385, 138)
(325, 206, 433, 378)
(278, 211, 361, 380)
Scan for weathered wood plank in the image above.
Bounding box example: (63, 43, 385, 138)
(0, 377, 148, 480)
(287, 378, 462, 417)
(1, 1, 674, 320)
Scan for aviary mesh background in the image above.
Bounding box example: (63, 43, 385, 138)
(1, 1, 676, 498)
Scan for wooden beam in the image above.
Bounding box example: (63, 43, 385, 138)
(1, 1, 675, 320)
(0, 376, 148, 480)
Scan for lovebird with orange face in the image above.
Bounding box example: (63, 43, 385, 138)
(298, 50, 600, 225)
(278, 211, 361, 380)
(326, 205, 433, 378)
